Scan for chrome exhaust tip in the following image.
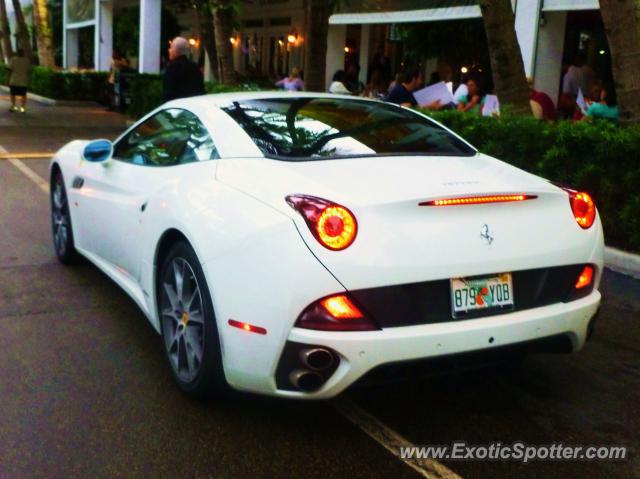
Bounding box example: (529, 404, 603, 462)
(299, 348, 334, 371)
(289, 369, 324, 392)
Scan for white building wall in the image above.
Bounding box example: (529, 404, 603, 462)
(514, 0, 543, 77)
(325, 24, 346, 91)
(95, 0, 113, 71)
(534, 10, 568, 106)
(138, 0, 161, 73)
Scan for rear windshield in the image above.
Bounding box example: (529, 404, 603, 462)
(220, 97, 476, 160)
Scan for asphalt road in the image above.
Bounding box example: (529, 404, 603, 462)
(0, 97, 639, 479)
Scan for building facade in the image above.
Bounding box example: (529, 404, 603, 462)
(63, 0, 605, 105)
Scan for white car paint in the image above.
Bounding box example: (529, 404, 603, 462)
(50, 92, 604, 398)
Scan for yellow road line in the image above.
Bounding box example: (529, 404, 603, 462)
(0, 152, 54, 159)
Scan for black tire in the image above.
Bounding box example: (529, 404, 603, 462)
(50, 170, 79, 264)
(158, 241, 228, 400)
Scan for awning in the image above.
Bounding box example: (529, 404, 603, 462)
(329, 0, 480, 25)
(329, 5, 481, 25)
(542, 0, 599, 12)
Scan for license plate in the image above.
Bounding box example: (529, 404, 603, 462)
(450, 273, 514, 318)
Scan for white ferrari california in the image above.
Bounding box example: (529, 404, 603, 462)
(49, 92, 603, 399)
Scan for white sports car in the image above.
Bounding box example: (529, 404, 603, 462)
(49, 92, 603, 399)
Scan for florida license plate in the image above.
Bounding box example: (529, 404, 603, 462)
(450, 273, 514, 318)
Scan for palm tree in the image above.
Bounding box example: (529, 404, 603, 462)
(478, 0, 531, 115)
(32, 0, 55, 67)
(302, 0, 333, 92)
(599, 0, 640, 125)
(211, 0, 237, 84)
(0, 0, 12, 62)
(11, 0, 33, 59)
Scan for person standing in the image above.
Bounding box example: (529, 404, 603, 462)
(163, 37, 205, 102)
(7, 49, 31, 113)
(106, 49, 129, 111)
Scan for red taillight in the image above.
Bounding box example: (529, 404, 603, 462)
(228, 319, 267, 335)
(556, 184, 596, 229)
(420, 194, 537, 206)
(285, 194, 357, 250)
(575, 265, 594, 289)
(569, 191, 596, 229)
(296, 294, 379, 331)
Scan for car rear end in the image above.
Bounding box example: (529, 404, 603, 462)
(212, 94, 603, 398)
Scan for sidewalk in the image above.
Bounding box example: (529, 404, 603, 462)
(0, 93, 128, 154)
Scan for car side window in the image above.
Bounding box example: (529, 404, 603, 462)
(113, 109, 219, 166)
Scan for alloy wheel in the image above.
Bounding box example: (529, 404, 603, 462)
(160, 258, 206, 383)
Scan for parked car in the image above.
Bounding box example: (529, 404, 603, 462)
(49, 93, 604, 399)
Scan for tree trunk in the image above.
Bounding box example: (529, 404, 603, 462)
(303, 0, 331, 92)
(0, 0, 13, 62)
(196, 0, 218, 80)
(213, 7, 235, 84)
(599, 0, 640, 125)
(32, 0, 56, 67)
(11, 0, 33, 60)
(478, 0, 531, 115)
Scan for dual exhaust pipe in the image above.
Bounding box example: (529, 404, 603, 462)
(289, 348, 335, 392)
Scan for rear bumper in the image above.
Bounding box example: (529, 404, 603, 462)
(275, 289, 601, 399)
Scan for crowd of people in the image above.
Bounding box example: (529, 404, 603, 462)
(6, 34, 612, 125)
(271, 50, 619, 124)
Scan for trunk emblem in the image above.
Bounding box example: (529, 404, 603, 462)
(480, 224, 494, 245)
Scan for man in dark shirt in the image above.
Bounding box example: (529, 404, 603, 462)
(163, 37, 205, 102)
(385, 66, 421, 107)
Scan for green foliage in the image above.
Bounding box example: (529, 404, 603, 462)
(126, 73, 266, 119)
(422, 109, 640, 253)
(0, 65, 108, 100)
(398, 19, 490, 69)
(114, 7, 182, 62)
(127, 74, 164, 119)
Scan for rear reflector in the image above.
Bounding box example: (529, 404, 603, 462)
(575, 265, 594, 289)
(228, 319, 267, 335)
(420, 195, 537, 206)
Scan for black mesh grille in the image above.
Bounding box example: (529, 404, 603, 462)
(349, 265, 593, 328)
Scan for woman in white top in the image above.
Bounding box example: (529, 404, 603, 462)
(328, 70, 351, 94)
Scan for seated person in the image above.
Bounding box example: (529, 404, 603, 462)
(530, 89, 557, 121)
(328, 70, 351, 94)
(584, 82, 619, 122)
(457, 77, 483, 114)
(384, 66, 421, 107)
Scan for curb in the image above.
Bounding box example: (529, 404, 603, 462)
(0, 85, 100, 107)
(605, 246, 640, 279)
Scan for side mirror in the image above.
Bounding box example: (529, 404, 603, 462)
(82, 139, 113, 163)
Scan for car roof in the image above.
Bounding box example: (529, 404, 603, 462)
(164, 91, 384, 110)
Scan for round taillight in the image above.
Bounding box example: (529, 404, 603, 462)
(571, 192, 596, 229)
(316, 206, 357, 250)
(285, 194, 358, 251)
